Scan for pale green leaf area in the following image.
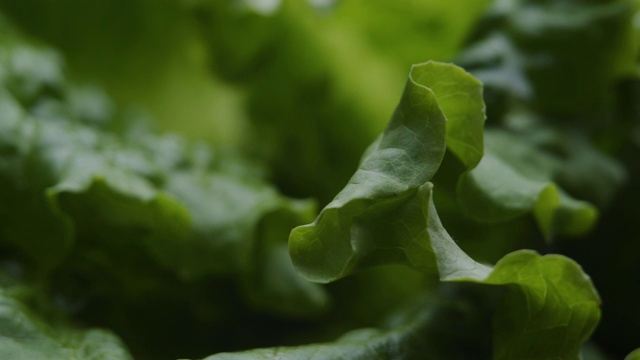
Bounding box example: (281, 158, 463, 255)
(410, 61, 485, 168)
(0, 286, 133, 360)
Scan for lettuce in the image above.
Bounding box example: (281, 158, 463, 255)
(290, 62, 600, 359)
(0, 0, 639, 359)
(0, 21, 326, 358)
(0, 280, 132, 360)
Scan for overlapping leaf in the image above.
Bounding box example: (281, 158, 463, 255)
(289, 61, 481, 282)
(457, 129, 600, 239)
(0, 29, 327, 324)
(290, 61, 601, 358)
(2, 2, 637, 359)
(193, 0, 492, 203)
(455, 0, 632, 229)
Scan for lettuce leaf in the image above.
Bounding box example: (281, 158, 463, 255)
(0, 279, 133, 360)
(2, 2, 637, 359)
(202, 249, 599, 360)
(457, 129, 599, 239)
(456, 0, 632, 212)
(290, 61, 600, 358)
(289, 61, 474, 282)
(0, 25, 329, 357)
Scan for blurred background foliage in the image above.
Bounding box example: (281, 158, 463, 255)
(0, 0, 490, 203)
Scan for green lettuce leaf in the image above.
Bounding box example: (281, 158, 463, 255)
(481, 251, 600, 359)
(0, 29, 327, 322)
(203, 245, 599, 359)
(289, 60, 600, 359)
(457, 129, 599, 239)
(3, 3, 633, 359)
(0, 281, 133, 360)
(400, 183, 599, 359)
(414, 61, 485, 168)
(289, 61, 482, 283)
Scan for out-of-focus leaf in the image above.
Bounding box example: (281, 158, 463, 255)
(554, 135, 628, 208)
(455, 0, 633, 228)
(193, 0, 492, 203)
(508, 0, 636, 118)
(0, 21, 335, 358)
(0, 44, 63, 106)
(626, 348, 640, 360)
(459, 0, 636, 120)
(0, 88, 73, 270)
(457, 129, 599, 239)
(200, 286, 495, 360)
(0, 282, 133, 360)
(241, 200, 329, 316)
(581, 342, 613, 360)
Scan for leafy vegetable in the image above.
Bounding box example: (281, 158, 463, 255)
(0, 0, 639, 359)
(289, 62, 453, 281)
(456, 129, 599, 239)
(290, 61, 600, 359)
(0, 18, 326, 358)
(0, 280, 132, 360)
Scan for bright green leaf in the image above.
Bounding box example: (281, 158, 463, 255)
(289, 61, 487, 283)
(482, 251, 601, 359)
(411, 62, 485, 168)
